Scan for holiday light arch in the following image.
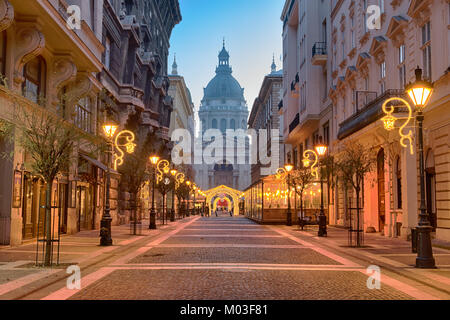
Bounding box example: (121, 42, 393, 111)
(204, 185, 243, 216)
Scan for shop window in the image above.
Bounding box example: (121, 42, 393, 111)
(395, 156, 402, 209)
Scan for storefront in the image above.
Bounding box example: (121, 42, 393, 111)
(244, 174, 328, 224)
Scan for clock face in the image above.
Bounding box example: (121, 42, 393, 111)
(164, 177, 170, 185)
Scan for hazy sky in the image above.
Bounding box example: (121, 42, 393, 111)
(169, 0, 284, 124)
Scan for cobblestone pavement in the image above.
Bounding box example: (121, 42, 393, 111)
(0, 215, 449, 300)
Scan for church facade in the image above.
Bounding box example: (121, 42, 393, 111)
(195, 43, 250, 191)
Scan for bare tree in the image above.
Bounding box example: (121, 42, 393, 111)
(335, 142, 376, 246)
(13, 107, 92, 265)
(291, 167, 314, 230)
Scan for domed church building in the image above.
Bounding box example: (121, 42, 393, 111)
(196, 42, 250, 191)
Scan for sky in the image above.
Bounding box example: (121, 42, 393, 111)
(169, 0, 285, 129)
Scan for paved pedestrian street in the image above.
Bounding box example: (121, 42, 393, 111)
(0, 215, 449, 300)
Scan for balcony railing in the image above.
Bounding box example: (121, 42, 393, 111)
(338, 89, 406, 140)
(289, 113, 300, 133)
(312, 42, 327, 56)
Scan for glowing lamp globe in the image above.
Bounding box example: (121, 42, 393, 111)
(170, 169, 177, 176)
(314, 137, 328, 156)
(303, 158, 311, 167)
(149, 156, 160, 165)
(405, 67, 433, 110)
(284, 163, 294, 172)
(103, 123, 118, 138)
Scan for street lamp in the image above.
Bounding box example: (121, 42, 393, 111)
(186, 180, 191, 216)
(100, 122, 118, 246)
(406, 67, 435, 268)
(170, 168, 177, 222)
(148, 155, 160, 229)
(381, 67, 435, 268)
(315, 136, 328, 237)
(285, 162, 293, 226)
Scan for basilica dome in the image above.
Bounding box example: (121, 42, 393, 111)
(202, 43, 245, 103)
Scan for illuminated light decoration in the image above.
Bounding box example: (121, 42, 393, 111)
(284, 163, 294, 172)
(175, 172, 185, 189)
(314, 140, 328, 157)
(156, 159, 170, 184)
(275, 167, 287, 180)
(381, 97, 414, 155)
(381, 113, 396, 131)
(113, 130, 136, 170)
(170, 169, 177, 176)
(103, 124, 118, 138)
(303, 149, 319, 179)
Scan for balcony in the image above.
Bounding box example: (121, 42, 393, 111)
(312, 42, 327, 66)
(289, 113, 299, 133)
(338, 89, 406, 140)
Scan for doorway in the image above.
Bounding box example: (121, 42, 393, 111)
(377, 149, 386, 233)
(59, 183, 68, 234)
(425, 150, 437, 230)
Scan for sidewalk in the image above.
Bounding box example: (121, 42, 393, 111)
(0, 217, 191, 297)
(294, 225, 450, 266)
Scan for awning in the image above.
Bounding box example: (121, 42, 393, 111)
(80, 154, 108, 172)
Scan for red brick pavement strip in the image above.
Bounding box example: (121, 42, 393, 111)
(0, 218, 194, 299)
(280, 225, 450, 298)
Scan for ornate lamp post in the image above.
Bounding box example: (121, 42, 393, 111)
(381, 67, 435, 268)
(315, 136, 328, 237)
(186, 180, 191, 216)
(100, 123, 136, 246)
(170, 168, 177, 222)
(193, 184, 197, 215)
(148, 155, 160, 229)
(100, 122, 118, 246)
(284, 163, 294, 226)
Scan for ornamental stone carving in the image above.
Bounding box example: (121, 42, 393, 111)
(13, 26, 45, 86)
(51, 57, 77, 105)
(65, 72, 92, 106)
(0, 0, 13, 32)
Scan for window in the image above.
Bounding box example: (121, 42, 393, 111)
(380, 61, 386, 93)
(363, 0, 368, 33)
(105, 37, 111, 70)
(398, 45, 406, 89)
(293, 147, 298, 169)
(299, 143, 304, 168)
(75, 97, 92, 133)
(421, 22, 432, 80)
(22, 56, 46, 104)
(220, 119, 227, 133)
(396, 157, 402, 209)
(230, 119, 236, 130)
(323, 123, 330, 146)
(351, 15, 356, 49)
(379, 0, 384, 14)
(212, 119, 218, 129)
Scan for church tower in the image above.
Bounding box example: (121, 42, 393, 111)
(196, 42, 250, 191)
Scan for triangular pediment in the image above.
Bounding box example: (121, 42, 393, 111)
(386, 15, 409, 40)
(369, 36, 388, 56)
(407, 0, 432, 20)
(356, 52, 371, 69)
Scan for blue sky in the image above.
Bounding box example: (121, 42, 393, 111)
(169, 0, 284, 118)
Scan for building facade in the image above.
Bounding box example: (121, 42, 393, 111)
(248, 58, 284, 185)
(196, 43, 250, 191)
(281, 0, 450, 241)
(281, 0, 334, 223)
(0, 0, 181, 246)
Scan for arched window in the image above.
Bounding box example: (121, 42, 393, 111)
(23, 56, 46, 104)
(230, 119, 236, 130)
(220, 119, 227, 132)
(395, 156, 402, 209)
(212, 119, 218, 129)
